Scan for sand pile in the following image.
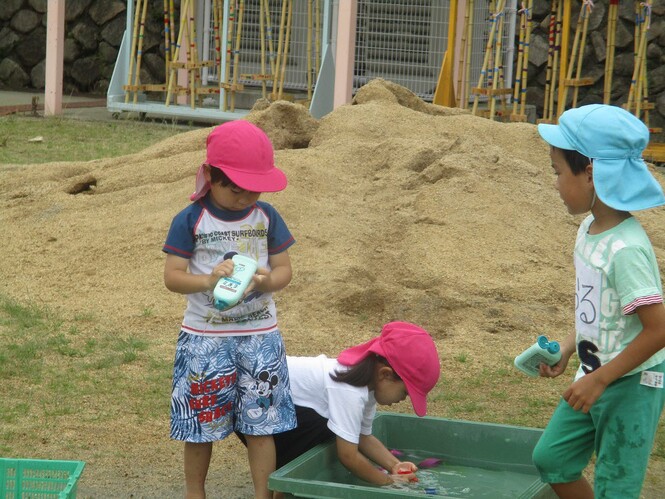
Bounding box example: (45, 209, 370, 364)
(4, 79, 663, 352)
(2, 79, 664, 496)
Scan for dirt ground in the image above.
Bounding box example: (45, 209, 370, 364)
(1, 79, 664, 498)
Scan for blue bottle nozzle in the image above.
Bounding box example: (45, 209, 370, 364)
(537, 335, 560, 354)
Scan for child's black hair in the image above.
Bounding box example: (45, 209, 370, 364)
(331, 354, 400, 387)
(208, 165, 234, 187)
(557, 147, 592, 175)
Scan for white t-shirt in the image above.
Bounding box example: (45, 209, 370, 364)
(573, 215, 665, 380)
(286, 355, 376, 444)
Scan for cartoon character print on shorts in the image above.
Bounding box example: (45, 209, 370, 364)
(242, 370, 279, 424)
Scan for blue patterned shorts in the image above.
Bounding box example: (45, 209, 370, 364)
(170, 330, 296, 443)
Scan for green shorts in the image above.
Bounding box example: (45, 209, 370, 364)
(532, 362, 665, 498)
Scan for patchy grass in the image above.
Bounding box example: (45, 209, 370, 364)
(0, 115, 195, 165)
(0, 293, 166, 456)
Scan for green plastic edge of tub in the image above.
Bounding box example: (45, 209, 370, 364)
(0, 458, 86, 499)
(269, 411, 555, 499)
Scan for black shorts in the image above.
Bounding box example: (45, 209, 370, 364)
(236, 405, 335, 469)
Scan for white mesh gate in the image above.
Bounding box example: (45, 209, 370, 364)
(353, 0, 517, 103)
(108, 1, 517, 122)
(203, 0, 324, 96)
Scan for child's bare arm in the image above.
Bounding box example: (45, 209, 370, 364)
(358, 434, 417, 478)
(564, 302, 665, 413)
(164, 254, 233, 294)
(252, 250, 292, 293)
(335, 436, 394, 486)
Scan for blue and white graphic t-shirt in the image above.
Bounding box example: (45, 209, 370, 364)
(163, 196, 294, 336)
(573, 215, 664, 380)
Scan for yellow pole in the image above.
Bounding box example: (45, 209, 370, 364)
(315, 0, 321, 83)
(132, 0, 150, 105)
(230, 0, 245, 111)
(307, 0, 313, 101)
(556, 0, 571, 121)
(125, 0, 143, 103)
(489, 11, 505, 120)
(456, 0, 472, 107)
(632, 13, 648, 117)
(223, 0, 236, 111)
(165, 0, 190, 106)
(603, 0, 618, 104)
(278, 0, 293, 99)
(259, 0, 266, 97)
(519, 0, 533, 117)
(272, 0, 287, 99)
(512, 2, 527, 116)
(471, 0, 505, 115)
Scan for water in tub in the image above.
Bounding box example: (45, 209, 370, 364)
(313, 448, 543, 497)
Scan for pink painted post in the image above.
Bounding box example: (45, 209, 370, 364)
(453, 0, 466, 91)
(44, 0, 65, 116)
(333, 0, 357, 108)
(177, 19, 188, 105)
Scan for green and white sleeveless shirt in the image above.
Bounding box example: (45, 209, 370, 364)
(573, 215, 665, 381)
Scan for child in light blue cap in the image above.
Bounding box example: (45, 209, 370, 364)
(530, 104, 665, 498)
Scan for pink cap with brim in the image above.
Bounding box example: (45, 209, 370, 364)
(337, 322, 441, 417)
(190, 120, 287, 201)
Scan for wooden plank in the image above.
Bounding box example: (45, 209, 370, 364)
(563, 77, 594, 87)
(471, 87, 513, 96)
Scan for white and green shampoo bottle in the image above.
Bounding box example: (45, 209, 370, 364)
(213, 254, 258, 311)
(514, 335, 562, 377)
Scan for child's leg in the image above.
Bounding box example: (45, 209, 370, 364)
(245, 434, 276, 499)
(532, 399, 595, 496)
(591, 364, 665, 498)
(234, 331, 297, 499)
(549, 477, 593, 499)
(184, 441, 213, 499)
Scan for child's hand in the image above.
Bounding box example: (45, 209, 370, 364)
(390, 461, 418, 482)
(539, 346, 572, 378)
(208, 259, 235, 290)
(249, 267, 271, 293)
(539, 360, 567, 378)
(563, 372, 608, 413)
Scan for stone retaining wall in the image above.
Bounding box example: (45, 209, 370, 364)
(1, 0, 664, 134)
(0, 0, 165, 97)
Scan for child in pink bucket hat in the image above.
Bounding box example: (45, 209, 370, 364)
(163, 120, 296, 498)
(236, 321, 442, 486)
(191, 119, 287, 200)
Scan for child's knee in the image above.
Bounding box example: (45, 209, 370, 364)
(532, 439, 555, 474)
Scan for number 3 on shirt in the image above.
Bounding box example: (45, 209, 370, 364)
(574, 256, 602, 373)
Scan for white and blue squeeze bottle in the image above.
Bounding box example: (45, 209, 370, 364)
(213, 254, 258, 311)
(514, 335, 562, 377)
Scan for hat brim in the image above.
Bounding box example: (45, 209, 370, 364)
(405, 384, 428, 417)
(218, 165, 288, 193)
(537, 123, 576, 150)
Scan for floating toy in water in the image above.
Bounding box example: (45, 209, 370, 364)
(390, 449, 404, 457)
(417, 458, 443, 469)
(397, 469, 418, 482)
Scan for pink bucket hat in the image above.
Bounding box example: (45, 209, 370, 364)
(190, 120, 287, 201)
(337, 322, 441, 417)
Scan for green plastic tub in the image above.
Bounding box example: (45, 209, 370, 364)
(0, 458, 85, 499)
(269, 412, 556, 498)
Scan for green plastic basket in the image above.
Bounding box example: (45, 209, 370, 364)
(0, 458, 85, 499)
